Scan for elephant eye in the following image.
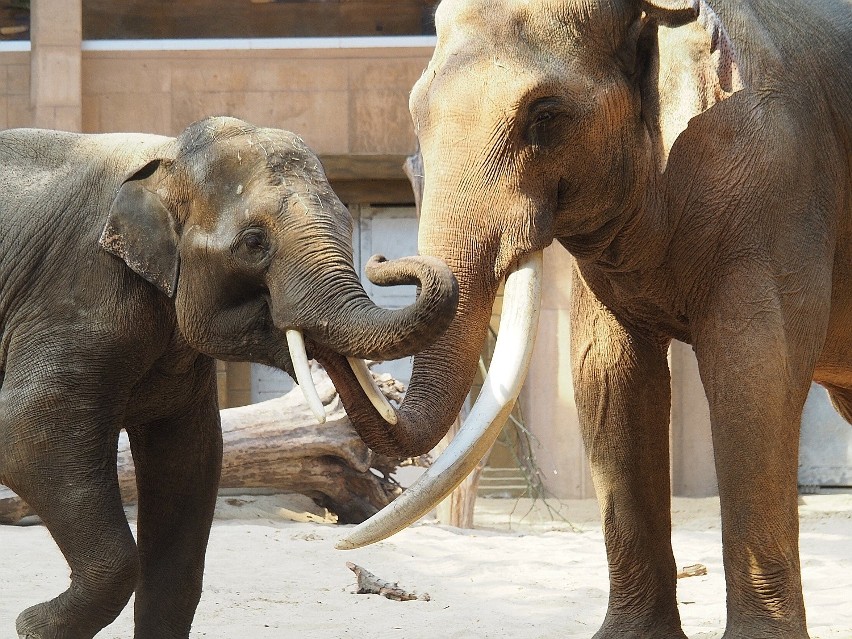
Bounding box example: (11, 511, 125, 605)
(233, 228, 270, 264)
(525, 97, 566, 147)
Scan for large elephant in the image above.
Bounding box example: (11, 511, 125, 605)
(0, 116, 457, 639)
(336, 1, 852, 638)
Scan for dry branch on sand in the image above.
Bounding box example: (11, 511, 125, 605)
(347, 562, 431, 601)
(0, 365, 424, 525)
(677, 563, 708, 579)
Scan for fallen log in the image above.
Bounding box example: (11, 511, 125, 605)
(0, 365, 422, 525)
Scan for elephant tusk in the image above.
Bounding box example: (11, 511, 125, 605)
(347, 357, 399, 425)
(336, 250, 543, 550)
(286, 329, 327, 424)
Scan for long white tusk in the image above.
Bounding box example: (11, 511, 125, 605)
(347, 357, 399, 425)
(286, 329, 326, 424)
(336, 250, 543, 550)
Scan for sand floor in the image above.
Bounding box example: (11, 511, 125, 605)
(1, 493, 850, 638)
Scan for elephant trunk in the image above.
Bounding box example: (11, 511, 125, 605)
(269, 233, 458, 361)
(320, 266, 496, 456)
(309, 254, 459, 362)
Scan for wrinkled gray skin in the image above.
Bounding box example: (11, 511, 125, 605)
(0, 116, 457, 639)
(347, 0, 851, 638)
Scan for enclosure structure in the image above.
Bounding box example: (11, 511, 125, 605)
(1, 0, 847, 497)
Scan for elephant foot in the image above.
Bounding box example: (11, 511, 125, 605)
(721, 625, 810, 639)
(593, 632, 687, 639)
(592, 618, 688, 639)
(16, 601, 96, 639)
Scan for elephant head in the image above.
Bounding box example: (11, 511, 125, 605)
(100, 116, 458, 423)
(338, 0, 744, 547)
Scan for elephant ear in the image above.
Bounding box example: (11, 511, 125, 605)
(636, 0, 745, 165)
(99, 160, 180, 297)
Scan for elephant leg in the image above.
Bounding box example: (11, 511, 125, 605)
(126, 385, 222, 639)
(570, 271, 685, 639)
(695, 276, 827, 639)
(0, 383, 138, 638)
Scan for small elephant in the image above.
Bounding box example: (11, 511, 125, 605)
(337, 1, 852, 638)
(0, 116, 458, 638)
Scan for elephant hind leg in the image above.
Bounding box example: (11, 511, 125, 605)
(824, 384, 852, 425)
(128, 384, 222, 639)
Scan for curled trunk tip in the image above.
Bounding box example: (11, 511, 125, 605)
(313, 253, 459, 362)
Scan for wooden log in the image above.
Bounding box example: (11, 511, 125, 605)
(0, 365, 418, 526)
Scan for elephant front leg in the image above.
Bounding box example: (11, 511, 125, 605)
(0, 388, 138, 638)
(695, 289, 821, 639)
(126, 388, 222, 639)
(570, 277, 685, 639)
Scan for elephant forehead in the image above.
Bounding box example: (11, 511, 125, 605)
(433, 0, 631, 65)
(411, 48, 574, 139)
(184, 131, 317, 183)
(414, 1, 628, 133)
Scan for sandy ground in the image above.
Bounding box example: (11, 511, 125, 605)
(1, 492, 850, 638)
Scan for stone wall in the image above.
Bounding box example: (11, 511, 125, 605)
(0, 50, 28, 129)
(80, 45, 429, 154)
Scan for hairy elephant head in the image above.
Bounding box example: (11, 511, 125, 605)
(339, 0, 745, 547)
(99, 116, 458, 424)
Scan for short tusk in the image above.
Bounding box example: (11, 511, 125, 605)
(336, 250, 543, 550)
(286, 329, 326, 424)
(346, 357, 399, 425)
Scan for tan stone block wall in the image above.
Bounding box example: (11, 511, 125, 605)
(4, 44, 427, 148)
(29, 0, 82, 130)
(78, 47, 430, 155)
(348, 56, 424, 153)
(670, 341, 717, 496)
(224, 361, 253, 409)
(216, 360, 254, 409)
(32, 0, 81, 46)
(31, 46, 80, 106)
(0, 52, 31, 129)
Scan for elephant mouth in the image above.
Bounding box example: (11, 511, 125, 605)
(296, 336, 398, 427)
(273, 253, 458, 426)
(559, 213, 625, 261)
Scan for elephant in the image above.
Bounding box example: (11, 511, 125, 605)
(334, 1, 852, 638)
(0, 116, 458, 639)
